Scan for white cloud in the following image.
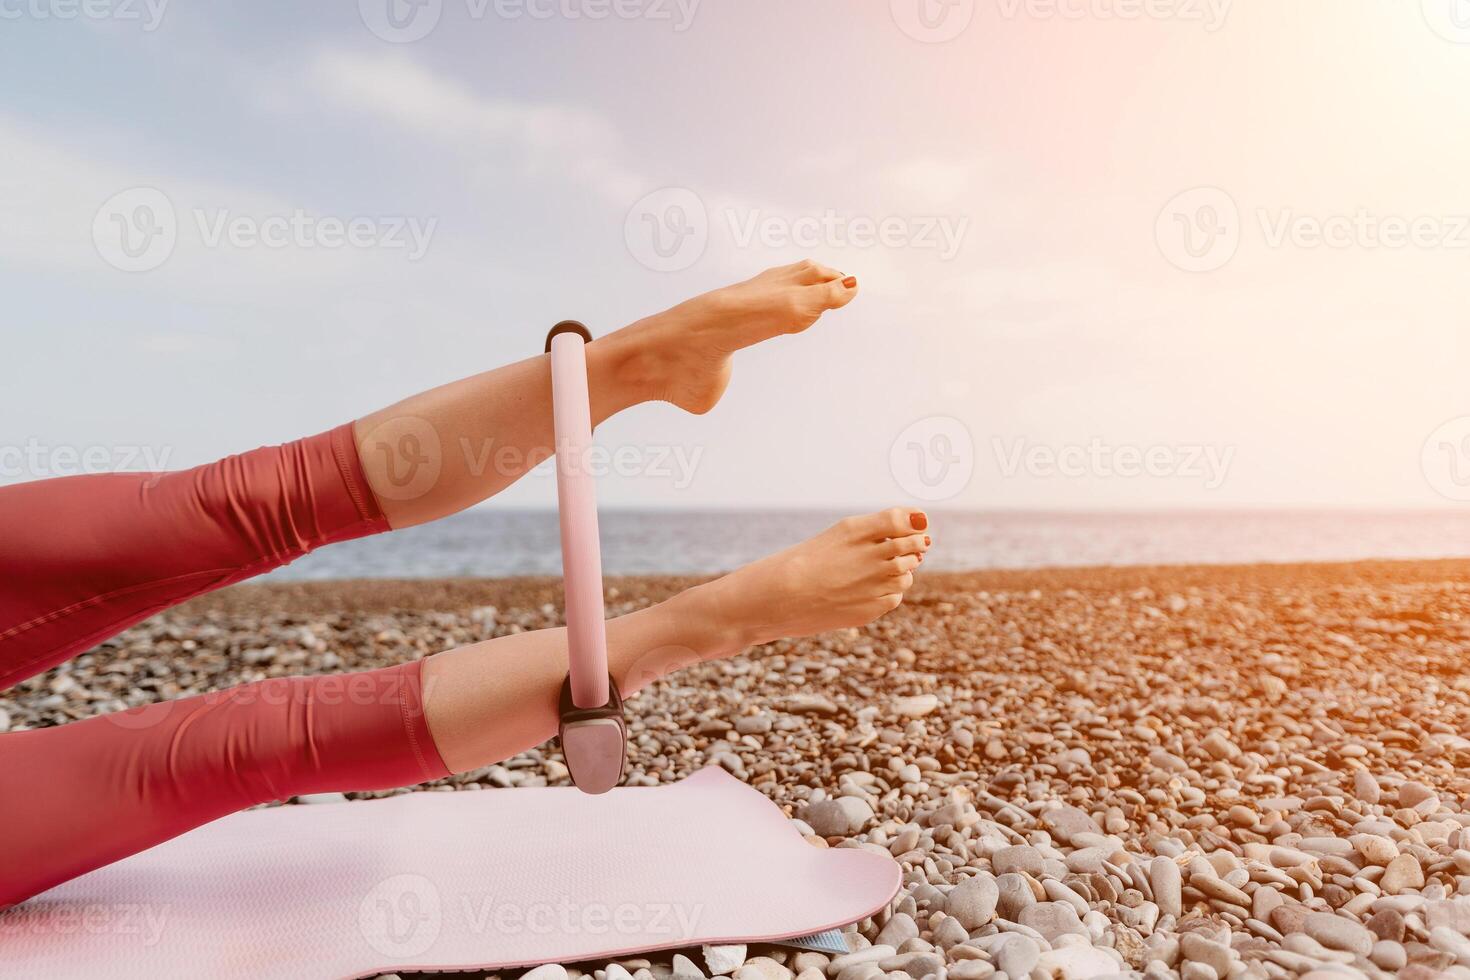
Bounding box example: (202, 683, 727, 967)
(308, 50, 645, 202)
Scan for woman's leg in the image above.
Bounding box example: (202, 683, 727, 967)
(0, 508, 927, 907)
(0, 262, 859, 689)
(354, 260, 859, 528)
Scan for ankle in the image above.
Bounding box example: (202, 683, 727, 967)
(677, 578, 766, 654)
(588, 316, 679, 409)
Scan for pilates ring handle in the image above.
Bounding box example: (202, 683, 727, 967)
(546, 320, 627, 795)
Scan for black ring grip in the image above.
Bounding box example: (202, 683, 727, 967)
(545, 320, 593, 352)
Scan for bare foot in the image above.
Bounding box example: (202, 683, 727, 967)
(597, 260, 860, 414)
(691, 507, 931, 652)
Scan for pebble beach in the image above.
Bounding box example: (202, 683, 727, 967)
(7, 559, 1470, 980)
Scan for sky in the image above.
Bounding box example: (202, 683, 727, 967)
(3, 0, 1470, 511)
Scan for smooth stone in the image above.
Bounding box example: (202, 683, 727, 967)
(931, 915, 969, 949)
(732, 963, 787, 980)
(991, 845, 1044, 878)
(1179, 933, 1233, 976)
(523, 967, 569, 980)
(996, 873, 1037, 921)
(946, 874, 1000, 930)
(1366, 908, 1405, 942)
(806, 797, 876, 837)
(1400, 781, 1437, 808)
(992, 935, 1040, 977)
(704, 946, 747, 976)
(1151, 856, 1183, 918)
(1381, 853, 1426, 895)
(1302, 911, 1374, 958)
(295, 792, 348, 804)
(891, 695, 939, 718)
(1042, 879, 1089, 919)
(1253, 885, 1285, 922)
(791, 954, 829, 975)
(828, 946, 895, 974)
(674, 954, 708, 979)
(1179, 963, 1218, 980)
(1354, 770, 1381, 805)
(1034, 945, 1120, 978)
(1351, 834, 1398, 866)
(876, 952, 940, 977)
(734, 714, 773, 735)
(1192, 873, 1251, 908)
(1270, 904, 1309, 936)
(1063, 847, 1109, 875)
(1040, 806, 1102, 845)
(944, 961, 994, 980)
(1431, 926, 1470, 966)
(874, 913, 919, 949)
(1018, 902, 1086, 943)
(1370, 940, 1407, 971)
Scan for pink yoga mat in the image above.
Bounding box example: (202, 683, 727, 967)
(1, 767, 899, 979)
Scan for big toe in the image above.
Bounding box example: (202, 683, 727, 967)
(807, 275, 859, 313)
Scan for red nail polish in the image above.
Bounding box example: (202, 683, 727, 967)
(842, 276, 857, 289)
(924, 536, 931, 547)
(910, 513, 928, 531)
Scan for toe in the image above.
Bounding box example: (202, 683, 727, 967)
(850, 507, 928, 540)
(806, 276, 858, 312)
(881, 533, 929, 559)
(785, 259, 844, 284)
(886, 554, 921, 576)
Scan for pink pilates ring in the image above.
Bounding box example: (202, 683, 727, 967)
(546, 321, 627, 795)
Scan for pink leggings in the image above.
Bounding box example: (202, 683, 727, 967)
(0, 425, 451, 907)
